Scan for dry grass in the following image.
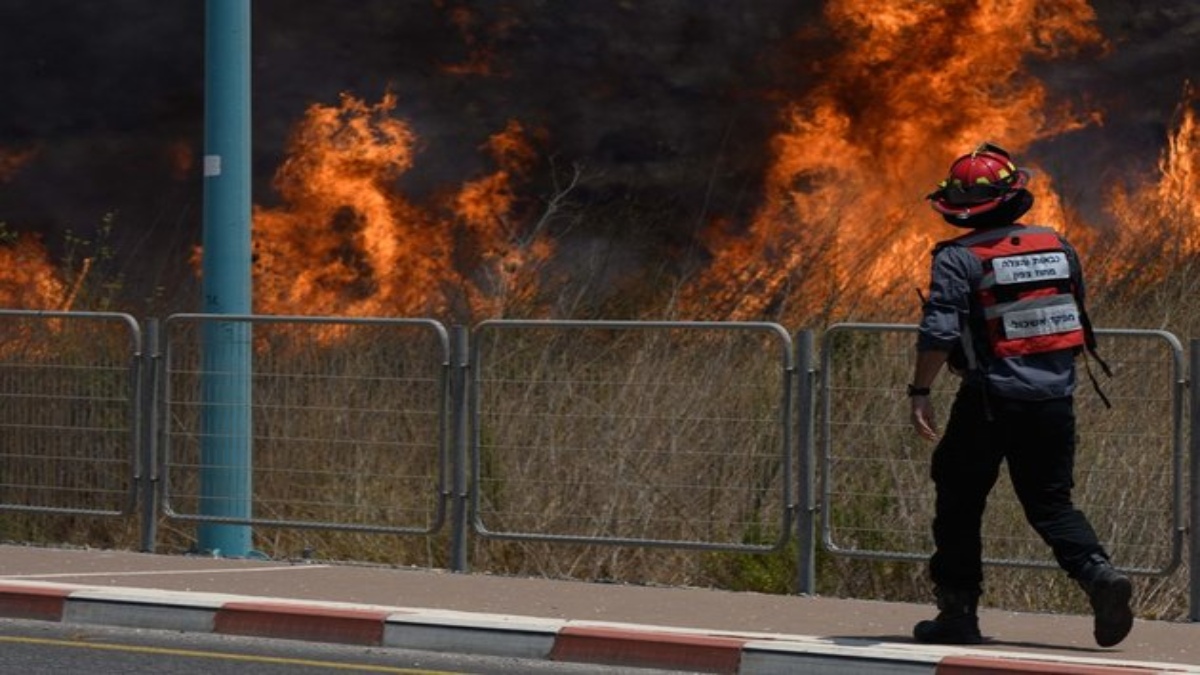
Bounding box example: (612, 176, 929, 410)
(2, 203, 1198, 622)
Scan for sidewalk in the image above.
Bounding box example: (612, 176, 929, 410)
(0, 544, 1196, 674)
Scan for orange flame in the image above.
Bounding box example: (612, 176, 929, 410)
(0, 235, 69, 310)
(1105, 83, 1200, 279)
(253, 93, 458, 317)
(251, 94, 553, 322)
(454, 119, 553, 316)
(10, 3, 1200, 331)
(1, 146, 71, 311)
(681, 0, 1105, 322)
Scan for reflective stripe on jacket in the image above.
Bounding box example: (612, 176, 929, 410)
(943, 223, 1085, 360)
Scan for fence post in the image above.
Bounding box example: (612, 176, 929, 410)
(449, 325, 471, 572)
(139, 319, 161, 553)
(1190, 339, 1199, 621)
(796, 329, 817, 595)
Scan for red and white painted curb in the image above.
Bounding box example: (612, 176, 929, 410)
(0, 580, 1193, 675)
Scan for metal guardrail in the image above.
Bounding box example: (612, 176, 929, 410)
(2, 311, 1196, 613)
(468, 319, 797, 553)
(818, 323, 1186, 577)
(158, 314, 452, 535)
(0, 309, 142, 517)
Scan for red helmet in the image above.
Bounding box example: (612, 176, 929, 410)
(927, 142, 1031, 220)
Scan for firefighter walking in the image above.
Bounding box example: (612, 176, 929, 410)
(908, 143, 1133, 647)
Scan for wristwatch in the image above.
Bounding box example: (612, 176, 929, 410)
(906, 384, 931, 397)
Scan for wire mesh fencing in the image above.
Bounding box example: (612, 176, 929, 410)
(160, 315, 451, 535)
(2, 310, 1192, 594)
(469, 320, 796, 552)
(0, 310, 141, 516)
(819, 323, 1184, 575)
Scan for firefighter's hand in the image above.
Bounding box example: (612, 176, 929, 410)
(910, 395, 939, 441)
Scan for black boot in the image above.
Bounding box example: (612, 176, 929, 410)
(1077, 555, 1133, 648)
(913, 587, 983, 644)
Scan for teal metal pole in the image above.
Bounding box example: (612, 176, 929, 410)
(199, 0, 253, 556)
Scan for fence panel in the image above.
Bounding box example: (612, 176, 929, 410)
(160, 314, 451, 535)
(0, 310, 141, 516)
(819, 323, 1184, 575)
(470, 320, 795, 552)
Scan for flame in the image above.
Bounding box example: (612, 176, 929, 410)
(681, 0, 1105, 321)
(1151, 89, 1200, 251)
(1105, 83, 1200, 281)
(8, 3, 1200, 331)
(250, 94, 553, 323)
(0, 234, 69, 310)
(1, 146, 71, 312)
(453, 119, 552, 316)
(0, 234, 86, 360)
(253, 92, 451, 317)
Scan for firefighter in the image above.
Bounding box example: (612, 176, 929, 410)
(908, 142, 1132, 647)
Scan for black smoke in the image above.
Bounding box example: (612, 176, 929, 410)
(0, 1, 1196, 312)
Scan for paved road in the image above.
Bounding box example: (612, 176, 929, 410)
(1, 545, 1197, 674)
(0, 617, 695, 675)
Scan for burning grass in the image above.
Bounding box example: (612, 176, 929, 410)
(5, 95, 1200, 619)
(4, 0, 1200, 623)
(1, 258, 1196, 622)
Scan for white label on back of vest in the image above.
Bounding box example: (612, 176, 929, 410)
(1002, 303, 1082, 339)
(992, 252, 1070, 285)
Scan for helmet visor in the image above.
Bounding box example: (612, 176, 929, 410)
(938, 181, 1012, 206)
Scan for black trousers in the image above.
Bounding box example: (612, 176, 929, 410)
(929, 384, 1107, 593)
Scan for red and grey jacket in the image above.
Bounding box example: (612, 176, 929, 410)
(935, 223, 1112, 404)
(950, 223, 1085, 358)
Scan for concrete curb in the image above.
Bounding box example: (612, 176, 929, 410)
(0, 581, 1194, 675)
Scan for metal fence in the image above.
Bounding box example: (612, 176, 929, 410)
(819, 323, 1186, 577)
(1, 311, 1197, 613)
(469, 320, 796, 552)
(159, 314, 452, 535)
(0, 310, 142, 517)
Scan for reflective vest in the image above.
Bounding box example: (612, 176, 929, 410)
(946, 224, 1086, 359)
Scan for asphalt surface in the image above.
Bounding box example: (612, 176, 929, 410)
(0, 617, 690, 674)
(1, 544, 1198, 674)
